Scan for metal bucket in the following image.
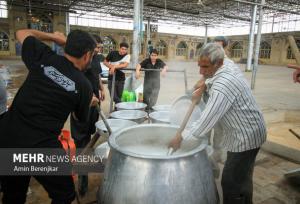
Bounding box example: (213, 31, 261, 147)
(170, 95, 203, 127)
(149, 111, 170, 124)
(152, 104, 171, 112)
(110, 110, 148, 124)
(99, 124, 218, 204)
(95, 119, 137, 137)
(115, 102, 147, 111)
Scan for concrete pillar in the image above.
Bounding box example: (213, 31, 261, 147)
(251, 0, 265, 90)
(270, 38, 283, 65)
(8, 11, 16, 56)
(168, 38, 176, 60)
(9, 9, 27, 55)
(53, 12, 67, 33)
(287, 35, 300, 64)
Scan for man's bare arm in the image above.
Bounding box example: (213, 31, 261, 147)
(16, 29, 66, 45)
(103, 59, 112, 68)
(114, 62, 129, 69)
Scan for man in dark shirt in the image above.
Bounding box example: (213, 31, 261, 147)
(136, 49, 167, 111)
(0, 29, 97, 204)
(84, 35, 105, 102)
(104, 42, 130, 104)
(70, 34, 105, 196)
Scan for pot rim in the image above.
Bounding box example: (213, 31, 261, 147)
(115, 102, 147, 110)
(95, 119, 138, 131)
(152, 104, 172, 111)
(149, 111, 170, 123)
(110, 110, 148, 120)
(108, 124, 207, 160)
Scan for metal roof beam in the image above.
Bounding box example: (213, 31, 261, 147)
(233, 0, 300, 15)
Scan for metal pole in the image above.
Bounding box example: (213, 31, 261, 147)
(140, 0, 144, 46)
(271, 14, 275, 33)
(146, 18, 151, 56)
(65, 12, 70, 34)
(184, 68, 188, 93)
(204, 24, 208, 45)
(131, 0, 142, 91)
(109, 73, 116, 113)
(246, 1, 258, 72)
(251, 0, 265, 90)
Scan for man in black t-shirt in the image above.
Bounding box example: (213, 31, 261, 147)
(70, 34, 105, 196)
(0, 29, 97, 204)
(136, 49, 167, 110)
(104, 42, 130, 104)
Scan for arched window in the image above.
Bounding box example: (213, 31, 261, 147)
(27, 12, 53, 33)
(176, 41, 187, 56)
(196, 42, 204, 56)
(0, 32, 9, 51)
(230, 41, 243, 58)
(103, 37, 116, 55)
(156, 40, 167, 56)
(259, 41, 271, 59)
(287, 40, 300, 59)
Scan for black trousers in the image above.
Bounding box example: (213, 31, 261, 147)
(221, 148, 260, 204)
(108, 80, 124, 104)
(1, 175, 75, 204)
(143, 78, 160, 110)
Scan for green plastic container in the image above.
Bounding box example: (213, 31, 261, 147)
(128, 91, 136, 102)
(121, 90, 129, 102)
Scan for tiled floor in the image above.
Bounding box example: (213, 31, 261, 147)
(252, 152, 300, 204)
(213, 150, 300, 204)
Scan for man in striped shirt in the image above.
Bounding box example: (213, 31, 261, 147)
(205, 36, 242, 164)
(169, 43, 267, 204)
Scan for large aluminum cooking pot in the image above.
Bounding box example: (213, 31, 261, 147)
(94, 142, 110, 160)
(95, 119, 137, 137)
(149, 111, 170, 124)
(98, 124, 218, 204)
(110, 110, 148, 124)
(115, 102, 147, 110)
